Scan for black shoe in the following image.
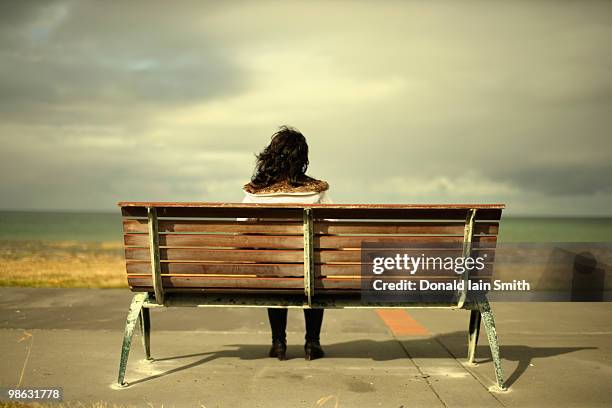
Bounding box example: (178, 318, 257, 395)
(304, 340, 325, 360)
(269, 339, 287, 360)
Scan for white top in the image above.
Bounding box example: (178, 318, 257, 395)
(241, 189, 333, 205)
(237, 189, 333, 221)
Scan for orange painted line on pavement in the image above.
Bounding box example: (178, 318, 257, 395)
(375, 309, 429, 336)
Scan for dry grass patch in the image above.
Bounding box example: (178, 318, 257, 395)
(0, 240, 127, 288)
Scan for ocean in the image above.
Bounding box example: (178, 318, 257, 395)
(0, 210, 611, 243)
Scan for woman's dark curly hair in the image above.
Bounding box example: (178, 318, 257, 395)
(250, 126, 309, 188)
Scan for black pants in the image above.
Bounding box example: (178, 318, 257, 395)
(267, 308, 324, 343)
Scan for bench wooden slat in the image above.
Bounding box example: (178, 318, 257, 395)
(311, 208, 502, 221)
(123, 219, 304, 234)
(121, 206, 501, 220)
(119, 202, 505, 209)
(122, 207, 304, 218)
(125, 262, 493, 277)
(124, 234, 304, 249)
(124, 247, 496, 263)
(129, 287, 307, 295)
(316, 221, 498, 235)
(128, 276, 303, 289)
(124, 233, 496, 249)
(122, 219, 498, 236)
(126, 248, 304, 262)
(127, 262, 304, 276)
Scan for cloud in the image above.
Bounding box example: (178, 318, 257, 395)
(0, 0, 246, 127)
(0, 1, 611, 215)
(371, 172, 519, 198)
(500, 162, 612, 196)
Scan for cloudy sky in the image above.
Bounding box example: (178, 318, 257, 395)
(1, 1, 611, 215)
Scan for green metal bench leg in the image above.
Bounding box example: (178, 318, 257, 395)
(117, 293, 147, 386)
(467, 309, 481, 364)
(139, 307, 151, 360)
(477, 297, 506, 391)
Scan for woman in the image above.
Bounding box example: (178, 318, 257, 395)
(242, 125, 333, 361)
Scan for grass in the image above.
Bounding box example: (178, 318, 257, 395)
(0, 240, 127, 288)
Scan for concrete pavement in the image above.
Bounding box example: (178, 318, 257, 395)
(0, 287, 611, 407)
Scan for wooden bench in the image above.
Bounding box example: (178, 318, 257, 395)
(116, 202, 506, 390)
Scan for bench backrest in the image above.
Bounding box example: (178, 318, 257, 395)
(119, 202, 504, 304)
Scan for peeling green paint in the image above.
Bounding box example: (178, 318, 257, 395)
(477, 296, 506, 390)
(117, 292, 147, 386)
